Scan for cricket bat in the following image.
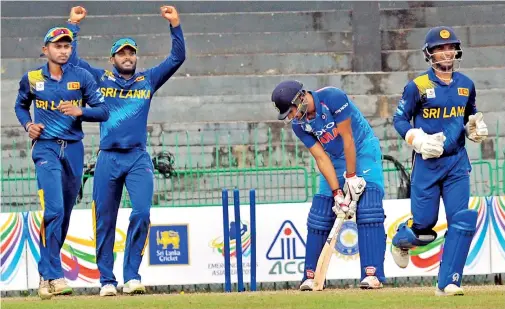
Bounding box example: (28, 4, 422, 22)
(312, 213, 346, 291)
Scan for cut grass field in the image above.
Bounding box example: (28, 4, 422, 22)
(1, 285, 504, 309)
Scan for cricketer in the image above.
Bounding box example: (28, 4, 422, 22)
(391, 26, 488, 296)
(271, 80, 387, 290)
(14, 26, 109, 299)
(65, 5, 186, 296)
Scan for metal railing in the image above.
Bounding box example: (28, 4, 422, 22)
(1, 122, 503, 212)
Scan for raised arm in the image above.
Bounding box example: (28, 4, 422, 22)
(145, 6, 186, 93)
(66, 6, 104, 81)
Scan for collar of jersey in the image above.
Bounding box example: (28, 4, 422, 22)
(309, 90, 323, 116)
(427, 67, 458, 86)
(41, 62, 71, 78)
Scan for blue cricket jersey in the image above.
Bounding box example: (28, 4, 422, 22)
(67, 22, 186, 150)
(14, 63, 108, 141)
(393, 68, 478, 156)
(293, 87, 378, 161)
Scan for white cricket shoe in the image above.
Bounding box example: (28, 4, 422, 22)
(100, 284, 117, 297)
(435, 284, 464, 296)
(123, 279, 146, 294)
(391, 246, 410, 269)
(299, 279, 314, 291)
(50, 278, 73, 295)
(359, 276, 383, 289)
(38, 277, 52, 300)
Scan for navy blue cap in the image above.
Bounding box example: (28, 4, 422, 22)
(271, 80, 303, 120)
(423, 26, 461, 50)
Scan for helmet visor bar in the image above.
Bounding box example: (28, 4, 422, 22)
(284, 91, 308, 125)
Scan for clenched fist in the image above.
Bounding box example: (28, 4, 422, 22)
(58, 101, 83, 117)
(69, 6, 87, 24)
(26, 123, 45, 140)
(160, 6, 180, 27)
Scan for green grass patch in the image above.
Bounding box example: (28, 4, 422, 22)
(2, 286, 504, 309)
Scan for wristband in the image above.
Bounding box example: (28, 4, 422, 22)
(25, 122, 34, 132)
(332, 188, 344, 197)
(67, 19, 80, 24)
(345, 172, 356, 178)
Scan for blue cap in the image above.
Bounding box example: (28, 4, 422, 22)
(110, 38, 138, 56)
(44, 27, 73, 45)
(271, 80, 303, 120)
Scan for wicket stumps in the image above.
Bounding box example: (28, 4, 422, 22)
(221, 188, 257, 292)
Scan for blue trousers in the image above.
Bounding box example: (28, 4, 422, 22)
(32, 139, 84, 280)
(92, 148, 154, 287)
(410, 150, 471, 231)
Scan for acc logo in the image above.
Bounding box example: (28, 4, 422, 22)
(267, 220, 306, 275)
(333, 220, 359, 259)
(67, 82, 80, 90)
(440, 29, 451, 39)
(135, 75, 145, 82)
(148, 224, 189, 266)
(458, 88, 469, 96)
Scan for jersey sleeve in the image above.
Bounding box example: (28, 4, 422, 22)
(145, 24, 186, 93)
(67, 22, 104, 82)
(464, 82, 478, 125)
(323, 88, 353, 124)
(14, 73, 34, 129)
(393, 81, 420, 139)
(80, 70, 109, 122)
(292, 123, 317, 149)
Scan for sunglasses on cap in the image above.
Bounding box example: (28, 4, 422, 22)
(44, 27, 73, 44)
(110, 38, 138, 56)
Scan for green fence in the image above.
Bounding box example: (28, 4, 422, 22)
(1, 123, 503, 212)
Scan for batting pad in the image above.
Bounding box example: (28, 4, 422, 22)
(437, 209, 477, 290)
(303, 195, 336, 282)
(356, 186, 386, 282)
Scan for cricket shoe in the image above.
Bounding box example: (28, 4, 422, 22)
(123, 279, 146, 294)
(38, 277, 52, 300)
(435, 284, 464, 296)
(391, 246, 410, 269)
(50, 278, 73, 295)
(100, 284, 118, 297)
(299, 279, 314, 291)
(359, 267, 383, 289)
(359, 276, 383, 289)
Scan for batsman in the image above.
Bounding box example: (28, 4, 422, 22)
(271, 80, 387, 290)
(391, 26, 488, 296)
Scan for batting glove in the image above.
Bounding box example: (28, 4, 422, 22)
(343, 172, 366, 202)
(332, 188, 351, 216)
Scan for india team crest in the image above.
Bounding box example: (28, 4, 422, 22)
(333, 220, 359, 260)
